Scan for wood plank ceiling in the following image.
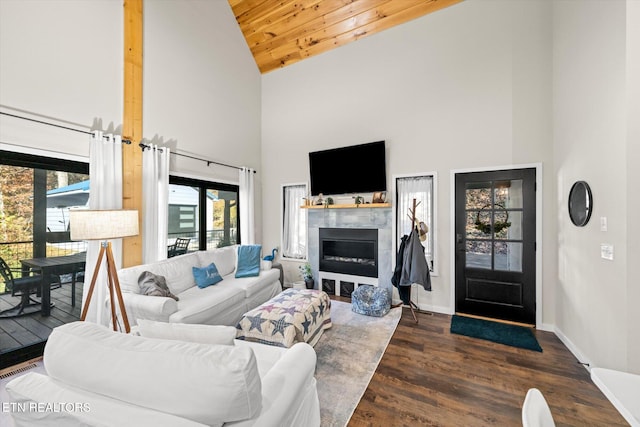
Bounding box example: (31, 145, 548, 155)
(228, 0, 464, 74)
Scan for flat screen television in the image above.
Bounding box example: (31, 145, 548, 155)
(309, 141, 386, 196)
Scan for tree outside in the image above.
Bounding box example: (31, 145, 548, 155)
(0, 165, 86, 292)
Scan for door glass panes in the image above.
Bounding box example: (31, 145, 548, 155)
(168, 184, 200, 251)
(1, 154, 89, 367)
(494, 242, 522, 272)
(495, 210, 522, 240)
(0, 165, 34, 289)
(206, 188, 238, 249)
(466, 241, 491, 269)
(465, 183, 492, 209)
(169, 177, 240, 253)
(465, 179, 523, 272)
(467, 210, 491, 239)
(1, 165, 90, 293)
(494, 180, 523, 208)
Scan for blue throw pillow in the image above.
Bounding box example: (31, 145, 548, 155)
(235, 244, 261, 278)
(193, 263, 223, 289)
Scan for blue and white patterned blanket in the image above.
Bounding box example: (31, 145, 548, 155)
(236, 288, 332, 348)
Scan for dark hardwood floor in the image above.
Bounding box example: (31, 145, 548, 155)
(0, 292, 627, 426)
(347, 304, 627, 427)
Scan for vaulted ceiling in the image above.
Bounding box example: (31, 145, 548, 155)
(228, 0, 464, 74)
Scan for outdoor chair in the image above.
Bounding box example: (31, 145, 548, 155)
(0, 256, 43, 318)
(168, 237, 191, 258)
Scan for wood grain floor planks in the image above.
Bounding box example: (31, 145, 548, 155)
(345, 305, 627, 426)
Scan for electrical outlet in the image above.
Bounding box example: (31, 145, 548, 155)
(600, 244, 614, 260)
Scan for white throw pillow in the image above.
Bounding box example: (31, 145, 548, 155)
(196, 245, 237, 277)
(135, 319, 236, 346)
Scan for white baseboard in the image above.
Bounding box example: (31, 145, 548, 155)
(415, 302, 451, 315)
(389, 299, 450, 315)
(554, 325, 592, 372)
(537, 322, 554, 332)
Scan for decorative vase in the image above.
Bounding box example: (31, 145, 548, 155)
(305, 279, 315, 289)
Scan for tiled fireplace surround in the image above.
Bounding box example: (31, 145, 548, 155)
(308, 207, 393, 294)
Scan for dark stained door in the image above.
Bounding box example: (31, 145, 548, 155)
(455, 168, 536, 324)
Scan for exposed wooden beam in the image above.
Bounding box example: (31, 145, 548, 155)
(122, 0, 143, 267)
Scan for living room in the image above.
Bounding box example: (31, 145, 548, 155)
(1, 0, 638, 426)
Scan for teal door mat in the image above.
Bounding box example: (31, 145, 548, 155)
(450, 315, 542, 352)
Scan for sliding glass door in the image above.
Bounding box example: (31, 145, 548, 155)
(206, 187, 238, 249)
(0, 150, 89, 368)
(169, 176, 239, 253)
(168, 184, 200, 251)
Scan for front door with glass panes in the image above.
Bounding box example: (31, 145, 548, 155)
(454, 168, 536, 324)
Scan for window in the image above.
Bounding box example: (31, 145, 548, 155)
(395, 173, 437, 274)
(281, 183, 307, 259)
(169, 176, 239, 251)
(1, 150, 89, 369)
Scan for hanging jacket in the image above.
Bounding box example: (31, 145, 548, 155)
(400, 228, 431, 291)
(391, 234, 411, 304)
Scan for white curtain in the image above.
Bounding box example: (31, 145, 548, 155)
(282, 184, 307, 259)
(396, 175, 434, 269)
(239, 167, 255, 244)
(142, 144, 170, 263)
(82, 132, 123, 326)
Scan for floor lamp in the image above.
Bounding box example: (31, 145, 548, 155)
(70, 209, 138, 333)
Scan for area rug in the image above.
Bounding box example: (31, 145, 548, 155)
(450, 315, 542, 352)
(314, 300, 402, 427)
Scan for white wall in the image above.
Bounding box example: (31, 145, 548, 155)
(143, 0, 262, 242)
(552, 0, 632, 372)
(143, 0, 261, 183)
(261, 0, 555, 320)
(627, 0, 640, 375)
(0, 0, 123, 158)
(0, 0, 265, 243)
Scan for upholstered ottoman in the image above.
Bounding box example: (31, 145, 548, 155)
(351, 285, 391, 317)
(236, 288, 332, 347)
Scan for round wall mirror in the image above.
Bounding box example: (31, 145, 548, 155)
(568, 181, 593, 226)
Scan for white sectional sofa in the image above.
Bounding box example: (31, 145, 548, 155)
(116, 245, 282, 326)
(6, 321, 321, 426)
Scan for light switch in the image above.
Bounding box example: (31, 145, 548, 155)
(600, 217, 607, 232)
(601, 244, 614, 260)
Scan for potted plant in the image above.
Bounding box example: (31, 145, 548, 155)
(299, 262, 314, 289)
(324, 196, 334, 208)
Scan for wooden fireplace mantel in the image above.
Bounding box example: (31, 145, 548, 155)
(300, 203, 391, 209)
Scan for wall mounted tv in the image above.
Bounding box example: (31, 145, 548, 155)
(309, 141, 386, 196)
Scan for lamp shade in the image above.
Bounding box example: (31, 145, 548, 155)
(70, 210, 139, 241)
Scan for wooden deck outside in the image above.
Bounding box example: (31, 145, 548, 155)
(0, 280, 83, 354)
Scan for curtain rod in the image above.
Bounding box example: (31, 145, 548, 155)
(139, 142, 256, 174)
(1, 111, 254, 173)
(0, 111, 132, 144)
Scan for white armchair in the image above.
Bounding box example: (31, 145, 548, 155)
(6, 321, 320, 427)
